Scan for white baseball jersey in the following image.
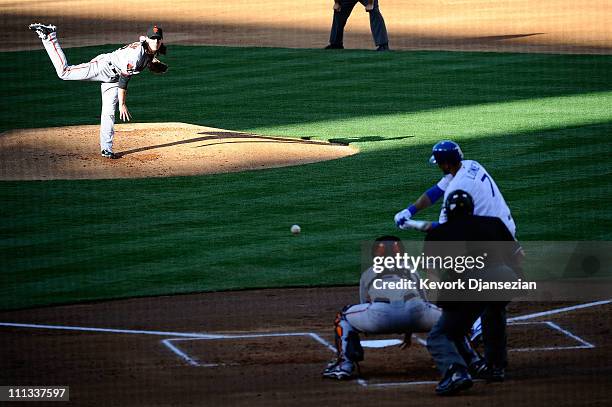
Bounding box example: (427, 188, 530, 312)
(436, 159, 516, 237)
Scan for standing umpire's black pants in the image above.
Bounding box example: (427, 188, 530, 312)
(482, 302, 509, 369)
(427, 301, 510, 374)
(329, 0, 389, 47)
(426, 305, 484, 374)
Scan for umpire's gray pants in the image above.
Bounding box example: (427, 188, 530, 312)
(329, 0, 389, 47)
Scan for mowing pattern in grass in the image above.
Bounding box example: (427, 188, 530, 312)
(1, 46, 611, 309)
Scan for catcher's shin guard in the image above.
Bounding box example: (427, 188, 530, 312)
(333, 311, 364, 363)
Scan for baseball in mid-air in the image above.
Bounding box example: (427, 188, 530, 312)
(291, 224, 301, 235)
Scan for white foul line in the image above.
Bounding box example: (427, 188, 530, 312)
(508, 300, 611, 322)
(1, 300, 608, 338)
(0, 322, 224, 339)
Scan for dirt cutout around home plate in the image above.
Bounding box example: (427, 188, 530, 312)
(0, 122, 358, 180)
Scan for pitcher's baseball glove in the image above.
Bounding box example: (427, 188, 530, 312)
(149, 58, 168, 74)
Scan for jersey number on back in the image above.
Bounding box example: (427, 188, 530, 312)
(481, 174, 495, 197)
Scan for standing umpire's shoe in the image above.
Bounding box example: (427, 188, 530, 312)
(435, 364, 473, 396)
(376, 44, 390, 51)
(324, 43, 344, 49)
(487, 367, 505, 383)
(28, 23, 56, 40)
(322, 358, 357, 380)
(101, 149, 119, 159)
(468, 358, 489, 379)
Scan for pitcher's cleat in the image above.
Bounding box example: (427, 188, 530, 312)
(101, 149, 119, 159)
(28, 23, 56, 40)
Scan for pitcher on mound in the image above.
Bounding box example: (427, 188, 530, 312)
(28, 23, 168, 159)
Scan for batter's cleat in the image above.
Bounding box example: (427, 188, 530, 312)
(28, 23, 56, 40)
(322, 358, 357, 380)
(324, 43, 344, 50)
(435, 364, 473, 396)
(101, 149, 118, 159)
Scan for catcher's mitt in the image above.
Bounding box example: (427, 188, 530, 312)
(149, 58, 168, 74)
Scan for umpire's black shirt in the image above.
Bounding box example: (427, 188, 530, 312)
(424, 215, 521, 304)
(425, 215, 518, 265)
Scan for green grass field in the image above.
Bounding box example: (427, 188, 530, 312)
(1, 45, 611, 309)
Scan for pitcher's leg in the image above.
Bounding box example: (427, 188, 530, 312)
(40, 32, 69, 78)
(100, 83, 119, 155)
(41, 32, 99, 80)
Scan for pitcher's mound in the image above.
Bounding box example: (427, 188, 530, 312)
(0, 123, 358, 181)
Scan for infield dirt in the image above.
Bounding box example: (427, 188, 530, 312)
(1, 289, 610, 406)
(2, 1, 611, 54)
(0, 123, 357, 180)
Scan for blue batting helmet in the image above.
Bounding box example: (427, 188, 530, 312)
(429, 140, 464, 165)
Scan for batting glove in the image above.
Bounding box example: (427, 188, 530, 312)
(394, 209, 412, 228)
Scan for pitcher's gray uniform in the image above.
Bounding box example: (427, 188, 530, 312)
(29, 23, 163, 157)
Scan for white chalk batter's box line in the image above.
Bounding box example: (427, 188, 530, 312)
(159, 319, 593, 371)
(0, 300, 608, 389)
(161, 332, 336, 367)
(359, 319, 595, 353)
(158, 301, 604, 389)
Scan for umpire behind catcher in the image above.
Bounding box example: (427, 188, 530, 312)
(422, 190, 523, 396)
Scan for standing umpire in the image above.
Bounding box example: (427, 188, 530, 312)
(423, 190, 522, 396)
(325, 0, 390, 51)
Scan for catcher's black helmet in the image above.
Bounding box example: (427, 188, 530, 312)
(444, 190, 474, 219)
(371, 235, 404, 259)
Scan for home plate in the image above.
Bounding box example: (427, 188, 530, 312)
(360, 339, 403, 348)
